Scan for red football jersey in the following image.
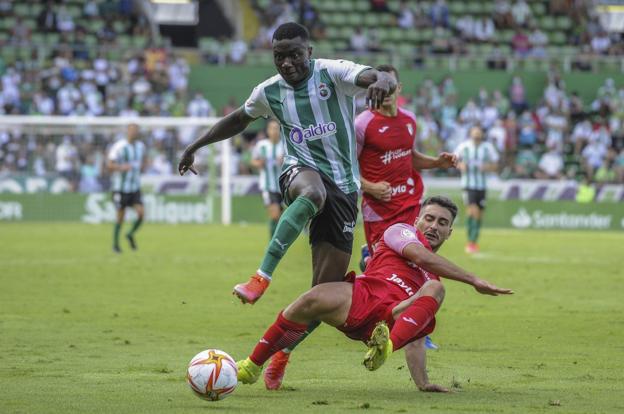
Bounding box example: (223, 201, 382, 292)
(355, 108, 424, 222)
(361, 223, 440, 299)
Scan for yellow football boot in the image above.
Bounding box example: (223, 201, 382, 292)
(363, 322, 393, 371)
(236, 358, 262, 384)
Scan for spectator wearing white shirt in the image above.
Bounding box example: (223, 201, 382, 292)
(588, 119, 612, 147)
(349, 27, 369, 52)
(591, 30, 611, 55)
(187, 92, 214, 117)
(168, 57, 189, 93)
(488, 119, 507, 153)
(511, 0, 532, 28)
(571, 119, 592, 153)
(544, 109, 567, 152)
(228, 39, 249, 64)
(56, 136, 79, 190)
(397, 0, 415, 29)
(481, 101, 500, 130)
(474, 17, 495, 42)
(459, 100, 483, 125)
(582, 140, 608, 178)
(57, 82, 81, 115)
(536, 146, 564, 179)
(528, 26, 548, 57)
(56, 5, 75, 33)
(34, 92, 55, 115)
(455, 15, 475, 40)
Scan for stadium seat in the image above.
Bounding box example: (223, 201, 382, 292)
(333, 13, 348, 27)
(556, 16, 572, 31)
(449, 2, 466, 15)
(354, 0, 369, 12)
(550, 31, 567, 46)
(540, 16, 556, 31)
(339, 26, 352, 40)
(531, 2, 546, 16)
(14, 4, 30, 17)
(347, 14, 361, 27)
(364, 13, 380, 27)
(467, 2, 483, 15)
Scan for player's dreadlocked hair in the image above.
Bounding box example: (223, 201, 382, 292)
(272, 22, 310, 42)
(376, 64, 399, 81)
(422, 196, 458, 222)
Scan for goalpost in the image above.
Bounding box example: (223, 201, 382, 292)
(1, 115, 234, 225)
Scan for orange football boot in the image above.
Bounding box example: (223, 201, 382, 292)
(233, 274, 270, 304)
(264, 350, 290, 390)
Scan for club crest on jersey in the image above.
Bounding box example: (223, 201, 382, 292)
(318, 82, 331, 100)
(289, 122, 337, 144)
(401, 228, 416, 239)
(406, 123, 414, 136)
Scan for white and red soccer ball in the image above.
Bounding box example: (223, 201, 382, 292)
(186, 349, 238, 401)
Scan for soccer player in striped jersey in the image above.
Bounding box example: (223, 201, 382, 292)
(178, 22, 396, 389)
(252, 119, 284, 237)
(107, 124, 146, 253)
(453, 125, 499, 254)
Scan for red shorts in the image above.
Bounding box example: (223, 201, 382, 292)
(363, 205, 421, 253)
(336, 276, 436, 343)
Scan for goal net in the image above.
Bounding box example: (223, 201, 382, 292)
(0, 115, 245, 225)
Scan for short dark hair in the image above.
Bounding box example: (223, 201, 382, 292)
(272, 22, 310, 42)
(422, 196, 458, 222)
(376, 64, 399, 81)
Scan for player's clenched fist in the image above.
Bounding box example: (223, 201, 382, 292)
(178, 150, 198, 176)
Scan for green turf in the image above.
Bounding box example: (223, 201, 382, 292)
(1, 223, 623, 413)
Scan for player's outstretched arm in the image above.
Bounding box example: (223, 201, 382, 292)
(412, 151, 458, 171)
(355, 69, 397, 110)
(178, 107, 255, 175)
(404, 339, 450, 393)
(402, 243, 513, 296)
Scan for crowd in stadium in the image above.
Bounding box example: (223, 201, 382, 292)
(0, 0, 623, 192)
(245, 0, 623, 59)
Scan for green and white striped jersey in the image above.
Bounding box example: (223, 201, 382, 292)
(454, 140, 499, 190)
(107, 139, 145, 193)
(252, 139, 284, 192)
(243, 58, 371, 194)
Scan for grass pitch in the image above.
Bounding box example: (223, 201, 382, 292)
(1, 223, 623, 413)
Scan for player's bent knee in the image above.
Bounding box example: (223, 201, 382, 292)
(286, 288, 325, 320)
(299, 185, 326, 210)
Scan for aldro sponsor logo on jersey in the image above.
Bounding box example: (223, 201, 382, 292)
(289, 122, 337, 144)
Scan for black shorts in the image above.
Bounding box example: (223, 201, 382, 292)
(463, 189, 487, 209)
(261, 191, 283, 207)
(112, 191, 143, 209)
(280, 166, 358, 254)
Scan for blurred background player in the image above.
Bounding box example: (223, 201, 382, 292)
(355, 64, 457, 350)
(251, 119, 284, 238)
(107, 124, 146, 253)
(236, 196, 512, 390)
(454, 125, 499, 254)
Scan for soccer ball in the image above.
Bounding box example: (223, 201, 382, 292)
(186, 349, 238, 401)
